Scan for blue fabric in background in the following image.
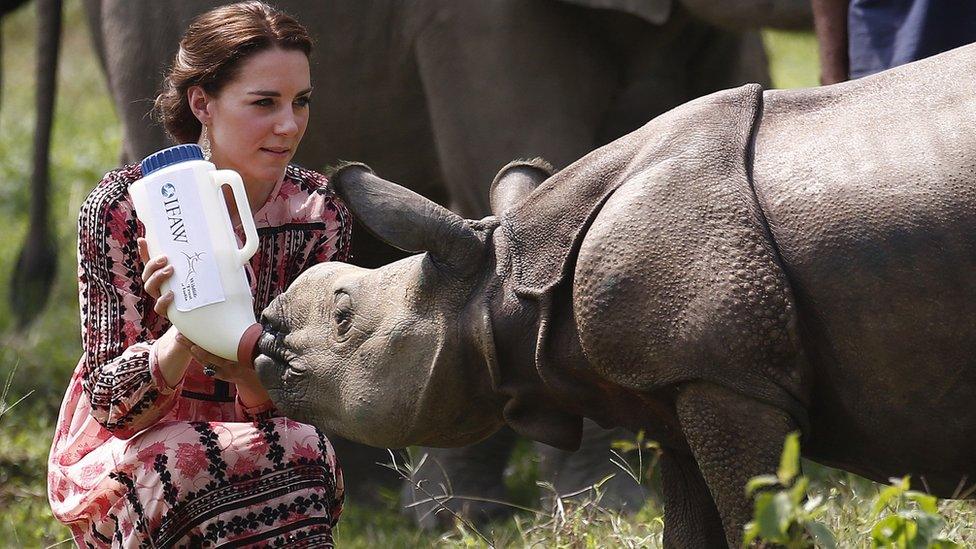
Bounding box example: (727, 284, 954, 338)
(848, 0, 976, 78)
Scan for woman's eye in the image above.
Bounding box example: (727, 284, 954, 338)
(294, 96, 311, 108)
(254, 98, 274, 107)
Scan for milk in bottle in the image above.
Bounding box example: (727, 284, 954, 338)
(130, 144, 262, 366)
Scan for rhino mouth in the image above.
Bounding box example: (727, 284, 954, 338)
(257, 328, 290, 366)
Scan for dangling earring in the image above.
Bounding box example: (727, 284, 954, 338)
(200, 124, 212, 161)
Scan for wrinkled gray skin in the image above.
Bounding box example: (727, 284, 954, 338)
(256, 45, 976, 547)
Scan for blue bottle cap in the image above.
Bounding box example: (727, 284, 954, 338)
(140, 144, 205, 176)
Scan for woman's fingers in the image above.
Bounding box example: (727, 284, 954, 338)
(153, 291, 174, 316)
(143, 244, 173, 315)
(141, 253, 168, 281)
(187, 345, 250, 382)
(143, 261, 173, 299)
(174, 331, 194, 349)
(188, 345, 209, 365)
(137, 237, 149, 263)
(188, 345, 232, 368)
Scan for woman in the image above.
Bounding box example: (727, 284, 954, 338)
(47, 3, 349, 546)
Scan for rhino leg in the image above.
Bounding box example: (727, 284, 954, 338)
(401, 428, 518, 529)
(535, 420, 648, 512)
(660, 450, 726, 548)
(673, 382, 797, 548)
(327, 437, 401, 506)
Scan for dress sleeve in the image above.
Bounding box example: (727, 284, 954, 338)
(77, 173, 184, 439)
(234, 394, 279, 421)
(330, 460, 344, 528)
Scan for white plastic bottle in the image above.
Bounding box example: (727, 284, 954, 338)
(130, 144, 262, 366)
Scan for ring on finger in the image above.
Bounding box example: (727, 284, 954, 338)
(203, 363, 217, 377)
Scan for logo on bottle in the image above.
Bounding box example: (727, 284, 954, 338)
(179, 251, 207, 302)
(182, 251, 205, 275)
(160, 182, 189, 243)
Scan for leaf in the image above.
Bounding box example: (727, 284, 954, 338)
(746, 474, 780, 496)
(789, 476, 809, 506)
(778, 432, 801, 485)
(805, 521, 837, 549)
(871, 515, 916, 547)
(610, 440, 639, 453)
(929, 540, 963, 549)
(910, 510, 944, 544)
(743, 519, 762, 547)
(905, 491, 938, 514)
(873, 484, 905, 517)
(754, 491, 792, 541)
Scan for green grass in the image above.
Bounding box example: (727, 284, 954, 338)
(762, 28, 821, 89)
(1, 2, 973, 547)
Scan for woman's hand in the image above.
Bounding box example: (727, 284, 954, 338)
(181, 336, 251, 385)
(181, 333, 271, 407)
(138, 237, 175, 319)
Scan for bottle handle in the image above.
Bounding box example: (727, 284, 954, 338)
(211, 169, 259, 265)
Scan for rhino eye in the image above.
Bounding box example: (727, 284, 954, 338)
(333, 292, 353, 337)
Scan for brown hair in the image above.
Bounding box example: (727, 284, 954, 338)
(153, 1, 313, 144)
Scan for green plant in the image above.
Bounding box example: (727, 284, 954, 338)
(610, 429, 662, 486)
(743, 432, 837, 548)
(869, 476, 961, 549)
(0, 361, 32, 423)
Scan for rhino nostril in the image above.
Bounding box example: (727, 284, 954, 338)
(260, 311, 288, 336)
(260, 297, 291, 333)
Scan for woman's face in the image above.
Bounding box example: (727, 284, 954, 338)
(191, 47, 312, 188)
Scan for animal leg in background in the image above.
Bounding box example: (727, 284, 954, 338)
(535, 419, 648, 511)
(401, 427, 517, 529)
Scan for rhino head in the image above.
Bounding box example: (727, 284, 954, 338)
(254, 161, 555, 449)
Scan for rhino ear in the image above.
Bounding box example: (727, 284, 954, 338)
(330, 162, 482, 271)
(489, 158, 554, 216)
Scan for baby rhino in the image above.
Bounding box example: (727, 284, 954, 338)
(254, 43, 976, 547)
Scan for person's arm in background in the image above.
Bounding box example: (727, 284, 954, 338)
(812, 0, 851, 84)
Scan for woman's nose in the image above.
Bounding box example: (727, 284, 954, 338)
(274, 110, 300, 136)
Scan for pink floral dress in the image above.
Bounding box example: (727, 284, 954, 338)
(48, 163, 352, 548)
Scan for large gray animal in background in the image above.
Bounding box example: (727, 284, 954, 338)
(9, 0, 811, 520)
(251, 44, 976, 547)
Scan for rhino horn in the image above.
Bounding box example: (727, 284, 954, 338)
(331, 162, 483, 273)
(488, 158, 554, 216)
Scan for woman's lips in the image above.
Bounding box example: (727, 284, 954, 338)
(260, 147, 290, 158)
